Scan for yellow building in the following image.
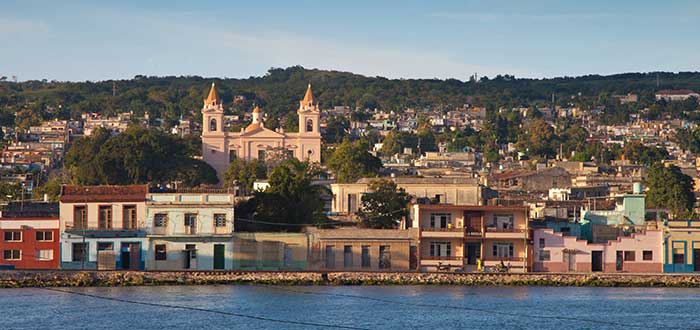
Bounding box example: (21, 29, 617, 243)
(663, 220, 700, 273)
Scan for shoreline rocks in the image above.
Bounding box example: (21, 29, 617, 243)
(1, 271, 700, 288)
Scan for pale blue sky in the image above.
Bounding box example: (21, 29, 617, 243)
(1, 0, 699, 81)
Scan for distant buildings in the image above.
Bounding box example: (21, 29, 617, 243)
(655, 89, 700, 102)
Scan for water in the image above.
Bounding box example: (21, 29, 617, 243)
(1, 285, 699, 330)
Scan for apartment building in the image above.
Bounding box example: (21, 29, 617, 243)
(411, 204, 530, 273)
(59, 185, 148, 270)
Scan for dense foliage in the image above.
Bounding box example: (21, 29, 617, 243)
(357, 179, 411, 229)
(64, 126, 217, 186)
(326, 139, 382, 183)
(645, 163, 695, 216)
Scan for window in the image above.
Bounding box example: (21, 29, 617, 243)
(643, 250, 653, 261)
(325, 245, 335, 268)
(154, 213, 168, 227)
(429, 241, 451, 257)
(3, 250, 21, 260)
(379, 246, 391, 269)
(539, 250, 550, 261)
(185, 244, 197, 259)
(36, 249, 53, 261)
(184, 214, 197, 234)
(210, 118, 217, 131)
(493, 214, 514, 230)
(98, 206, 112, 229)
(539, 238, 545, 248)
(72, 243, 87, 262)
(74, 206, 87, 229)
(123, 205, 137, 229)
(155, 244, 167, 261)
(257, 149, 266, 160)
(429, 213, 451, 229)
(4, 231, 21, 242)
(493, 243, 514, 258)
(361, 245, 370, 268)
(306, 119, 313, 132)
(344, 245, 353, 268)
(97, 242, 113, 251)
(214, 214, 227, 227)
(672, 242, 685, 264)
(229, 150, 237, 162)
(36, 231, 53, 242)
(624, 251, 635, 261)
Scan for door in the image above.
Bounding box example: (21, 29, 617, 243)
(129, 243, 140, 270)
(466, 243, 480, 265)
(568, 253, 575, 271)
(591, 251, 603, 272)
(616, 251, 623, 271)
(213, 244, 225, 270)
(121, 249, 130, 270)
(694, 249, 700, 272)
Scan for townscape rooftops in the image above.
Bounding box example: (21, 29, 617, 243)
(355, 177, 479, 185)
(60, 184, 148, 203)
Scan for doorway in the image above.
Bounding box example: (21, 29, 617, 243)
(465, 243, 481, 265)
(120, 243, 140, 270)
(184, 244, 197, 269)
(213, 244, 225, 270)
(694, 249, 700, 272)
(591, 251, 603, 272)
(616, 251, 623, 271)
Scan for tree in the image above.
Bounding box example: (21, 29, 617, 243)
(645, 163, 695, 217)
(327, 139, 382, 183)
(32, 177, 63, 202)
(323, 115, 350, 144)
(623, 142, 668, 165)
(357, 179, 411, 229)
(222, 158, 266, 194)
(243, 159, 327, 232)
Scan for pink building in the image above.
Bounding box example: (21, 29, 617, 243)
(533, 229, 662, 273)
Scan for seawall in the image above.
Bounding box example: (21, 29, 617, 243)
(4, 271, 700, 288)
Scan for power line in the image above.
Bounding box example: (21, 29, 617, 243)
(41, 287, 371, 330)
(270, 286, 697, 330)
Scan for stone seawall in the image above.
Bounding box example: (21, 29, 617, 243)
(2, 271, 700, 288)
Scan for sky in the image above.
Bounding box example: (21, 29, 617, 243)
(1, 0, 699, 81)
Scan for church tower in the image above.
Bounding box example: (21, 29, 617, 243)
(298, 83, 320, 134)
(202, 82, 223, 134)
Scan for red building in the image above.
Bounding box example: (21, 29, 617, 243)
(0, 202, 60, 269)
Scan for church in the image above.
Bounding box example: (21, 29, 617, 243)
(201, 83, 322, 181)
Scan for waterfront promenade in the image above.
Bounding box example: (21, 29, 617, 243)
(3, 270, 700, 288)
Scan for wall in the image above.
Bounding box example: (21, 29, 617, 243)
(0, 219, 59, 269)
(144, 238, 233, 271)
(60, 235, 147, 270)
(533, 229, 662, 273)
(231, 232, 309, 271)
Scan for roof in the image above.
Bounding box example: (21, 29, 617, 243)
(60, 185, 148, 203)
(300, 83, 314, 107)
(1, 202, 59, 218)
(244, 123, 262, 133)
(492, 167, 569, 180)
(204, 82, 220, 106)
(355, 177, 479, 185)
(415, 204, 529, 212)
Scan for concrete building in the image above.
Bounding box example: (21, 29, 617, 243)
(231, 232, 310, 271)
(533, 228, 662, 273)
(330, 177, 489, 215)
(201, 83, 322, 181)
(144, 189, 235, 270)
(59, 185, 148, 270)
(0, 214, 59, 270)
(655, 90, 700, 102)
(308, 228, 418, 271)
(411, 204, 530, 273)
(663, 220, 700, 273)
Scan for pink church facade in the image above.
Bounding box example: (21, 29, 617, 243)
(533, 228, 662, 273)
(201, 83, 322, 182)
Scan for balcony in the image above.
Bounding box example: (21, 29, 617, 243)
(465, 226, 483, 237)
(483, 227, 528, 239)
(64, 225, 144, 238)
(420, 255, 463, 267)
(421, 226, 465, 238)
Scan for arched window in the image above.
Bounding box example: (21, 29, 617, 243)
(306, 119, 313, 132)
(210, 118, 217, 132)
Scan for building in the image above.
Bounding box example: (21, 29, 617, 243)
(533, 228, 662, 273)
(662, 220, 700, 273)
(655, 90, 700, 102)
(411, 204, 530, 273)
(201, 83, 322, 181)
(330, 177, 490, 215)
(59, 185, 148, 270)
(491, 167, 571, 192)
(580, 185, 646, 243)
(231, 232, 310, 271)
(0, 202, 60, 269)
(308, 228, 418, 271)
(144, 189, 235, 270)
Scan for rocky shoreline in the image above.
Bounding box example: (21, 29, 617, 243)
(2, 271, 700, 288)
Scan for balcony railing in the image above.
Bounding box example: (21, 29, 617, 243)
(421, 256, 463, 261)
(66, 224, 144, 231)
(482, 256, 524, 262)
(465, 227, 483, 235)
(422, 226, 463, 232)
(485, 227, 526, 233)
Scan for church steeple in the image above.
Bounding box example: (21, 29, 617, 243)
(204, 82, 221, 106)
(300, 83, 314, 108)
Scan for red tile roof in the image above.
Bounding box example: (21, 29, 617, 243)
(60, 185, 148, 203)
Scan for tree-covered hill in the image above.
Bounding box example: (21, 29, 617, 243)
(1, 67, 700, 129)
